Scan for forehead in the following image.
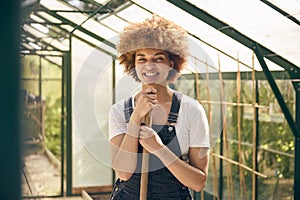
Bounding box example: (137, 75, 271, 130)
(135, 48, 168, 56)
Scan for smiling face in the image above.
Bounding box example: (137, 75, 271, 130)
(135, 48, 173, 85)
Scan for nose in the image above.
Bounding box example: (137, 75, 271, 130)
(143, 62, 156, 68)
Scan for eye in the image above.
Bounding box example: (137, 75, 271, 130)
(154, 56, 166, 62)
(136, 57, 146, 62)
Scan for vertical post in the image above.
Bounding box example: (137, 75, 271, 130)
(254, 78, 259, 200)
(39, 56, 42, 104)
(112, 56, 116, 185)
(205, 59, 218, 200)
(237, 55, 246, 199)
(66, 36, 73, 196)
(194, 191, 201, 200)
(38, 56, 44, 143)
(0, 0, 21, 199)
(218, 55, 224, 200)
(294, 83, 300, 200)
(251, 53, 259, 200)
(219, 87, 224, 200)
(61, 54, 66, 196)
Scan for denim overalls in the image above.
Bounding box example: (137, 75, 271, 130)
(110, 91, 192, 200)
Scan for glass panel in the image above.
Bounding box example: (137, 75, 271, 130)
(268, 0, 300, 21)
(23, 24, 48, 39)
(82, 18, 118, 39)
(21, 43, 34, 50)
(40, 0, 73, 11)
(59, 24, 117, 55)
(72, 29, 117, 55)
(186, 0, 300, 68)
(37, 11, 63, 24)
(21, 55, 63, 197)
(93, 0, 107, 4)
(42, 38, 69, 51)
(100, 15, 129, 32)
(72, 37, 113, 190)
(117, 3, 152, 22)
(23, 23, 69, 51)
(30, 13, 46, 23)
(57, 11, 87, 24)
(56, 11, 118, 42)
(44, 56, 63, 66)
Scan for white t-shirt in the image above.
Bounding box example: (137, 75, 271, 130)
(108, 92, 210, 155)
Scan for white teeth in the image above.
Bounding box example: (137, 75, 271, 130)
(144, 72, 157, 77)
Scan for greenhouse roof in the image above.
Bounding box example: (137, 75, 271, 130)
(20, 0, 300, 73)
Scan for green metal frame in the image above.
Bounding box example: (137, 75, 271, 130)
(32, 12, 115, 57)
(295, 89, 300, 200)
(254, 45, 300, 138)
(61, 53, 66, 196)
(40, 5, 116, 49)
(254, 79, 260, 200)
(260, 0, 300, 26)
(65, 44, 72, 196)
(254, 44, 300, 200)
(184, 71, 291, 81)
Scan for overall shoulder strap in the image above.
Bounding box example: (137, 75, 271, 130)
(168, 91, 182, 123)
(124, 96, 133, 123)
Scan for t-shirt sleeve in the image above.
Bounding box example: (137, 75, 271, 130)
(188, 101, 210, 148)
(108, 101, 127, 141)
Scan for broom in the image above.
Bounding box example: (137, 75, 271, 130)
(140, 85, 154, 200)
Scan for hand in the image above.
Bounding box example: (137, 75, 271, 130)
(132, 86, 157, 121)
(139, 125, 164, 153)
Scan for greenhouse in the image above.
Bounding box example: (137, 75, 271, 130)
(1, 0, 299, 200)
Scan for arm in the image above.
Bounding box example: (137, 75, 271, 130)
(139, 130, 209, 191)
(110, 117, 141, 181)
(110, 87, 158, 180)
(138, 98, 210, 191)
(155, 146, 209, 192)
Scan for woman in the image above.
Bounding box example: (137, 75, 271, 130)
(109, 15, 210, 200)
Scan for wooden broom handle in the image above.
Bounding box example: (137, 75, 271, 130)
(140, 109, 152, 200)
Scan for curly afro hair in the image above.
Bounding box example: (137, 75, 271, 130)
(116, 15, 189, 82)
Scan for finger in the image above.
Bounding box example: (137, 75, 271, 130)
(140, 125, 153, 131)
(140, 93, 157, 104)
(142, 86, 157, 95)
(146, 93, 157, 100)
(148, 87, 157, 94)
(140, 126, 158, 138)
(139, 131, 152, 139)
(147, 99, 158, 106)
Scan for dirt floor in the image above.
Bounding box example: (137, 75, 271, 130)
(22, 152, 62, 197)
(21, 147, 110, 200)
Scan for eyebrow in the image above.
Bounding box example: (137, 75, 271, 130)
(136, 52, 167, 57)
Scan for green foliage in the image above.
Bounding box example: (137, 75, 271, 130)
(44, 96, 62, 158)
(21, 55, 62, 158)
(20, 103, 41, 141)
(206, 78, 295, 199)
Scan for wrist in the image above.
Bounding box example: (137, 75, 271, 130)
(154, 146, 178, 166)
(127, 120, 140, 138)
(130, 112, 143, 125)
